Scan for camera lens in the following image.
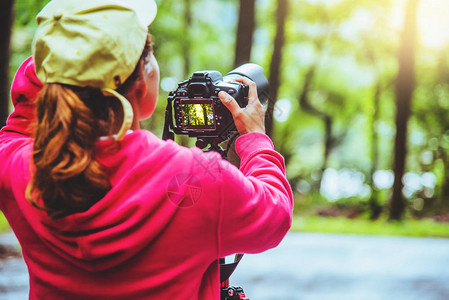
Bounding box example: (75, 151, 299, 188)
(224, 63, 269, 105)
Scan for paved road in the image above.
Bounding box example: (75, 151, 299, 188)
(231, 233, 449, 300)
(1, 231, 449, 299)
(0, 232, 28, 300)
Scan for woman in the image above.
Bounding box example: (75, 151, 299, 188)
(0, 0, 293, 299)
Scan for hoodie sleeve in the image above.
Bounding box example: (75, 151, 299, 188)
(217, 132, 293, 257)
(0, 56, 42, 137)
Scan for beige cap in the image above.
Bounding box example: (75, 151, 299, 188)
(32, 0, 157, 140)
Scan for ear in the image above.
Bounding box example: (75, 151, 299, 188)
(133, 61, 154, 100)
(134, 79, 147, 100)
(124, 75, 146, 116)
(134, 63, 149, 100)
(144, 61, 154, 77)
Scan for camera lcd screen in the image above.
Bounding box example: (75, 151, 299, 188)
(181, 101, 215, 129)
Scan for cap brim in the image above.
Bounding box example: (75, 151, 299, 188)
(110, 0, 157, 27)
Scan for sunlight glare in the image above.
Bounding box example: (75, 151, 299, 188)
(274, 98, 292, 122)
(391, 0, 449, 50)
(304, 0, 342, 5)
(417, 0, 449, 50)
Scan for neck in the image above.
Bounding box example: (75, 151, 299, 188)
(131, 119, 141, 130)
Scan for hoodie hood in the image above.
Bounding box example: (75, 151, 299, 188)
(1, 56, 42, 136)
(33, 133, 181, 272)
(9, 57, 180, 272)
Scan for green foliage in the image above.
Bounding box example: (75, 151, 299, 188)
(7, 0, 449, 220)
(14, 0, 48, 26)
(10, 0, 47, 85)
(0, 212, 9, 233)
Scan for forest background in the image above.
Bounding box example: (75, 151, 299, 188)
(1, 0, 449, 237)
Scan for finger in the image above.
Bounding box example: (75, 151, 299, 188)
(235, 77, 258, 103)
(219, 91, 241, 115)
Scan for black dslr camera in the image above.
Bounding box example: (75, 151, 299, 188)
(162, 63, 269, 154)
(162, 67, 264, 299)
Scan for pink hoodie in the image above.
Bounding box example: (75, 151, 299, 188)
(0, 57, 293, 299)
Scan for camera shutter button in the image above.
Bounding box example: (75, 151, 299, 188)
(228, 89, 235, 94)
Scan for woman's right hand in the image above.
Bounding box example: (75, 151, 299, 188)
(218, 77, 266, 135)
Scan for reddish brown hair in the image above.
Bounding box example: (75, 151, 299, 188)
(26, 35, 153, 219)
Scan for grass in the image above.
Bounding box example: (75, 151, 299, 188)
(0, 212, 9, 233)
(2, 209, 449, 239)
(292, 214, 449, 238)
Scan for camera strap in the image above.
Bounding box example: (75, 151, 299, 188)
(220, 254, 244, 282)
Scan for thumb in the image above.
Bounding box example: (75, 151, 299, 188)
(219, 91, 241, 115)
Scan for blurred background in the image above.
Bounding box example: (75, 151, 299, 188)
(2, 0, 449, 235)
(2, 0, 449, 299)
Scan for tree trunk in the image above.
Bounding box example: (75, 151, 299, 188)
(369, 81, 383, 220)
(298, 66, 334, 176)
(389, 0, 419, 221)
(183, 0, 192, 78)
(234, 0, 255, 68)
(0, 0, 14, 127)
(176, 0, 193, 147)
(265, 0, 288, 138)
(437, 48, 449, 211)
(439, 149, 449, 211)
